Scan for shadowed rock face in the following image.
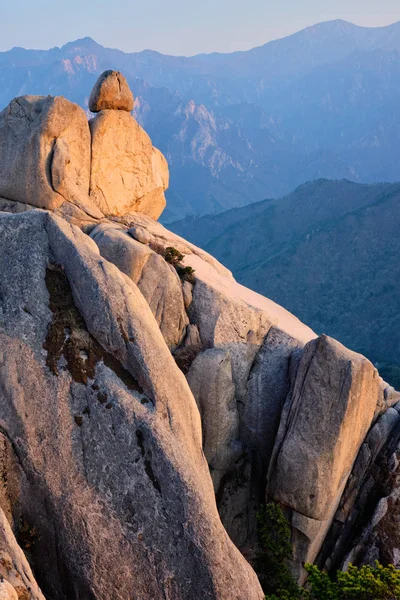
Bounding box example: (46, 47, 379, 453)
(0, 507, 45, 600)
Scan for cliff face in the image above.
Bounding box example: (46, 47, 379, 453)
(0, 73, 398, 599)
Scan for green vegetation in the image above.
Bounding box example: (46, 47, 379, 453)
(257, 503, 303, 599)
(258, 503, 400, 600)
(164, 246, 185, 265)
(163, 246, 195, 282)
(302, 562, 400, 599)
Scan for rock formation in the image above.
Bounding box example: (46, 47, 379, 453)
(0, 72, 398, 599)
(89, 110, 168, 218)
(0, 95, 101, 218)
(89, 70, 134, 112)
(88, 69, 168, 218)
(0, 73, 168, 220)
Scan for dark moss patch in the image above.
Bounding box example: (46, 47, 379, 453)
(43, 263, 147, 396)
(97, 392, 108, 404)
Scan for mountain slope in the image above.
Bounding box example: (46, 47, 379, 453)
(2, 21, 400, 218)
(169, 179, 400, 382)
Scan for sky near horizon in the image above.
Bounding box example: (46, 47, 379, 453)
(2, 0, 400, 55)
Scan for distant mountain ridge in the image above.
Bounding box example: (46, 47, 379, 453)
(2, 20, 400, 219)
(169, 178, 400, 387)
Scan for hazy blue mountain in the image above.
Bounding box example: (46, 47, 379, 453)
(169, 179, 400, 386)
(2, 20, 400, 219)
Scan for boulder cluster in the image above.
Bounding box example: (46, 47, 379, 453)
(0, 72, 398, 600)
(0, 70, 169, 220)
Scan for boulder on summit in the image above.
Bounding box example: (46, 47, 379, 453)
(0, 72, 168, 220)
(89, 69, 134, 112)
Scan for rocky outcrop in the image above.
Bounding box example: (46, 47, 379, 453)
(89, 70, 134, 112)
(0, 210, 263, 600)
(90, 222, 188, 348)
(85, 209, 400, 584)
(187, 348, 240, 491)
(0, 74, 399, 599)
(0, 74, 168, 220)
(0, 95, 101, 218)
(89, 109, 168, 218)
(265, 336, 384, 580)
(269, 336, 381, 520)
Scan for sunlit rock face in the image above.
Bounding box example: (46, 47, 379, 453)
(0, 71, 169, 220)
(0, 95, 100, 217)
(89, 70, 134, 112)
(89, 109, 168, 218)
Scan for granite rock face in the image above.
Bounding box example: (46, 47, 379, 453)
(84, 210, 400, 585)
(0, 210, 263, 600)
(89, 110, 169, 218)
(0, 76, 399, 596)
(0, 95, 101, 217)
(90, 223, 188, 348)
(89, 70, 134, 112)
(268, 335, 381, 520)
(0, 74, 168, 221)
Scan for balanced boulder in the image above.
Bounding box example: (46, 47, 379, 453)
(89, 70, 134, 112)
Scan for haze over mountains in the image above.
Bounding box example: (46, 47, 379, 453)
(2, 19, 400, 220)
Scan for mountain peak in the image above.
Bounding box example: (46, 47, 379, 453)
(61, 37, 102, 52)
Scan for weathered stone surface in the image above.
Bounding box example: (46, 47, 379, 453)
(187, 349, 242, 490)
(0, 508, 45, 600)
(109, 211, 235, 278)
(268, 335, 381, 521)
(128, 224, 153, 245)
(341, 423, 400, 570)
(0, 95, 102, 218)
(244, 327, 303, 471)
(182, 280, 193, 309)
(90, 223, 188, 348)
(89, 70, 134, 112)
(0, 196, 101, 231)
(0, 580, 17, 600)
(316, 403, 400, 574)
(0, 210, 263, 600)
(89, 110, 169, 218)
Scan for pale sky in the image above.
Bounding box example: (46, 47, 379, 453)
(1, 0, 400, 55)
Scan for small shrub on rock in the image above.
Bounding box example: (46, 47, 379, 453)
(259, 504, 400, 600)
(164, 246, 185, 265)
(162, 246, 195, 281)
(257, 503, 303, 599)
